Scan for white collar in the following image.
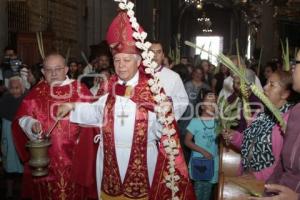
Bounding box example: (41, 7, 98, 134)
(155, 65, 164, 72)
(61, 77, 74, 86)
(50, 76, 73, 87)
(117, 71, 139, 87)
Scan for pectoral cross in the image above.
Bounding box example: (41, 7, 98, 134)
(117, 110, 128, 126)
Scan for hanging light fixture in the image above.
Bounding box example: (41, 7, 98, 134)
(185, 0, 203, 9)
(197, 12, 212, 33)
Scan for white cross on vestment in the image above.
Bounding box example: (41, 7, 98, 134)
(117, 110, 129, 126)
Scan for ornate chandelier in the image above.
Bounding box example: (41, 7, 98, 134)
(197, 12, 212, 33)
(185, 0, 203, 9)
(184, 0, 202, 3)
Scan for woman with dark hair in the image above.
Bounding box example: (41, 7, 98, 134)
(224, 69, 262, 133)
(185, 67, 211, 109)
(185, 90, 219, 200)
(223, 71, 296, 181)
(163, 55, 174, 69)
(249, 50, 300, 200)
(0, 76, 26, 199)
(200, 60, 214, 87)
(172, 63, 190, 83)
(212, 63, 230, 95)
(19, 63, 44, 89)
(178, 67, 211, 161)
(68, 60, 80, 79)
(27, 64, 43, 87)
(260, 62, 278, 86)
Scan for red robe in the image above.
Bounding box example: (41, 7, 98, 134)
(100, 71, 196, 200)
(12, 80, 98, 200)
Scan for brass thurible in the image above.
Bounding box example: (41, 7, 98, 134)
(26, 138, 51, 177)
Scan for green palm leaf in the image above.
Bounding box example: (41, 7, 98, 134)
(185, 40, 286, 131)
(281, 38, 290, 72)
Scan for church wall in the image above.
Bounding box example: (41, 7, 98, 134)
(0, 0, 8, 59)
(85, 0, 117, 59)
(5, 0, 82, 60)
(21, 0, 79, 56)
(86, 0, 100, 54)
(179, 4, 233, 59)
(257, 4, 278, 65)
(2, 1, 293, 65)
(157, 0, 172, 54)
(76, 0, 88, 58)
(136, 0, 155, 40)
(27, 0, 48, 33)
(98, 0, 117, 41)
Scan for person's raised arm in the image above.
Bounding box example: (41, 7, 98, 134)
(57, 103, 75, 118)
(248, 184, 300, 200)
(58, 95, 108, 127)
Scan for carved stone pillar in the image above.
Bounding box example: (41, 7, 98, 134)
(0, 0, 8, 58)
(259, 4, 276, 65)
(85, 0, 116, 56)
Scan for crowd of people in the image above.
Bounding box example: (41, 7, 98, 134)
(0, 10, 300, 200)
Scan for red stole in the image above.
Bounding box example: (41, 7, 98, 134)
(101, 73, 152, 199)
(101, 72, 195, 200)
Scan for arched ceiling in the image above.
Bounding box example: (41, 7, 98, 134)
(181, 0, 300, 21)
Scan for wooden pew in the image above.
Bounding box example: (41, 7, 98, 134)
(217, 141, 264, 200)
(218, 173, 265, 200)
(219, 142, 241, 177)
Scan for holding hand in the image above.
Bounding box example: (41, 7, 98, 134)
(222, 129, 235, 145)
(56, 103, 75, 118)
(248, 184, 299, 200)
(31, 121, 43, 134)
(202, 150, 213, 160)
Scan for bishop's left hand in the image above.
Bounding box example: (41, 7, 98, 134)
(248, 184, 299, 200)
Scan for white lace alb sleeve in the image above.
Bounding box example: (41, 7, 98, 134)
(171, 75, 189, 120)
(19, 116, 40, 141)
(70, 94, 108, 127)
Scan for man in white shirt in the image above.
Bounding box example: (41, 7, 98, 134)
(150, 41, 189, 120)
(218, 56, 263, 101)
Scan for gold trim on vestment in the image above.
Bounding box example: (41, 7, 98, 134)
(125, 86, 133, 97)
(101, 192, 148, 200)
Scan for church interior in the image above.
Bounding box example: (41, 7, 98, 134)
(0, 0, 300, 200)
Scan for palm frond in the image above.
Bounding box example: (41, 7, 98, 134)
(185, 40, 286, 131)
(281, 38, 290, 72)
(257, 47, 263, 77)
(65, 47, 71, 64)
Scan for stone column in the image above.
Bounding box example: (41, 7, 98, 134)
(136, 0, 154, 40)
(86, 0, 101, 48)
(99, 0, 117, 40)
(0, 0, 8, 58)
(259, 4, 276, 65)
(74, 0, 86, 56)
(85, 0, 116, 55)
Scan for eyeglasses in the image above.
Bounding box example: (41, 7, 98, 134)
(43, 67, 65, 74)
(264, 79, 285, 89)
(291, 60, 300, 71)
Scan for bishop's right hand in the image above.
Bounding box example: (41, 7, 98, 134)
(56, 103, 75, 118)
(32, 121, 43, 134)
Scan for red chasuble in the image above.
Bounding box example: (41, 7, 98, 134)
(12, 80, 98, 200)
(100, 71, 196, 200)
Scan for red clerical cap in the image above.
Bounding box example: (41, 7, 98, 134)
(106, 11, 143, 56)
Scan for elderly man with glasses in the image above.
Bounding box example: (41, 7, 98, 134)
(12, 53, 97, 200)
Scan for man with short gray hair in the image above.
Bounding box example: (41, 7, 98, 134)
(56, 11, 195, 200)
(12, 53, 97, 199)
